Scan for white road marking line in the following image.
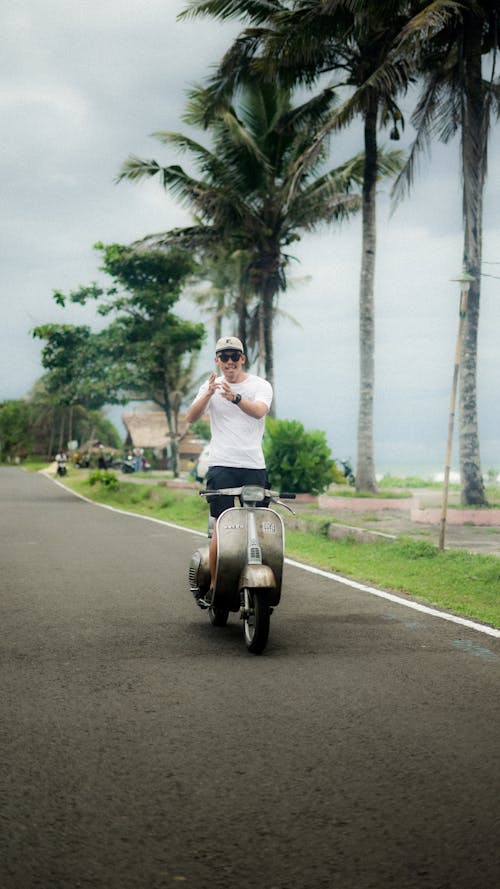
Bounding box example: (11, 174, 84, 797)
(285, 557, 500, 639)
(45, 474, 500, 639)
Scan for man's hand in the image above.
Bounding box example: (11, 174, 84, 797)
(185, 372, 219, 424)
(219, 379, 236, 401)
(207, 372, 218, 396)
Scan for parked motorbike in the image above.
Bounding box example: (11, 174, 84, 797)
(189, 485, 295, 654)
(338, 458, 356, 486)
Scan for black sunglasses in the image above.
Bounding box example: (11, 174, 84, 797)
(217, 351, 242, 363)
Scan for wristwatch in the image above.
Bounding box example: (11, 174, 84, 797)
(232, 393, 242, 405)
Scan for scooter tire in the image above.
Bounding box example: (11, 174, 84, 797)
(208, 607, 229, 627)
(243, 589, 270, 655)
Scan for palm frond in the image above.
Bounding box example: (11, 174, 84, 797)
(488, 80, 500, 118)
(178, 0, 280, 24)
(218, 107, 270, 168)
(277, 85, 339, 134)
(394, 0, 462, 46)
(117, 156, 163, 183)
(390, 94, 434, 207)
(391, 58, 460, 208)
(132, 225, 222, 254)
(375, 147, 405, 179)
(153, 130, 213, 160)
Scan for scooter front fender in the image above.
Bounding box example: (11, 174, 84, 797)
(239, 564, 280, 607)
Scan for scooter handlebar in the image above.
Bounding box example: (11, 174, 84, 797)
(199, 487, 295, 499)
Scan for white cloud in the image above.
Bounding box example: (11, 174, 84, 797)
(1, 0, 499, 473)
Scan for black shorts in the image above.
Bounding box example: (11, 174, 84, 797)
(206, 466, 270, 518)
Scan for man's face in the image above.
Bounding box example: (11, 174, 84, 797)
(216, 350, 245, 381)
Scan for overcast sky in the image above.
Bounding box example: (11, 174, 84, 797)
(2, 0, 499, 474)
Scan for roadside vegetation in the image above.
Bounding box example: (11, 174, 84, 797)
(328, 478, 500, 508)
(43, 466, 500, 630)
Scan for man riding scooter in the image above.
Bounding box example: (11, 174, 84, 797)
(55, 451, 68, 476)
(185, 335, 273, 604)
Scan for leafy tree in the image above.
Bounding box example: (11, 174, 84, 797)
(0, 385, 121, 463)
(190, 418, 211, 441)
(119, 78, 368, 404)
(32, 324, 118, 411)
(36, 244, 205, 476)
(263, 417, 339, 494)
(0, 400, 33, 460)
(26, 377, 67, 457)
(27, 376, 121, 457)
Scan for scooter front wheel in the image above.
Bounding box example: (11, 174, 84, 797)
(243, 589, 270, 654)
(208, 606, 229, 627)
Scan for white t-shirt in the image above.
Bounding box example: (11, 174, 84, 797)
(196, 373, 273, 468)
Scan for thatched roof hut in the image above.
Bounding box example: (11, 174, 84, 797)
(122, 411, 205, 470)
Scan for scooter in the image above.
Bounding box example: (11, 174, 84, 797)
(56, 463, 67, 477)
(188, 485, 295, 654)
(338, 458, 355, 486)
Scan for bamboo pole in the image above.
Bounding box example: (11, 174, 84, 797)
(438, 273, 474, 552)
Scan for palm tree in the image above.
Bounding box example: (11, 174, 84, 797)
(119, 79, 370, 402)
(180, 0, 410, 492)
(187, 248, 256, 355)
(393, 0, 499, 505)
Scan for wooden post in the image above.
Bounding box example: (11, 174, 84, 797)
(438, 273, 474, 552)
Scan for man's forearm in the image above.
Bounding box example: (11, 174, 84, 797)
(185, 392, 210, 424)
(236, 399, 269, 420)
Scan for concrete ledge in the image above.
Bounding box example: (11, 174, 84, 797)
(286, 516, 395, 544)
(412, 508, 500, 526)
(318, 495, 414, 512)
(326, 523, 396, 543)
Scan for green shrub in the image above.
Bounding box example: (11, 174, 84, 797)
(190, 418, 211, 441)
(396, 538, 438, 559)
(263, 418, 339, 494)
(88, 470, 119, 490)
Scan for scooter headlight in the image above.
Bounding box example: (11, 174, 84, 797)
(241, 485, 265, 503)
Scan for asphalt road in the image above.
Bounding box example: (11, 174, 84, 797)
(1, 466, 499, 889)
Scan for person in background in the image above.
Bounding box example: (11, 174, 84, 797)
(55, 451, 68, 476)
(133, 448, 143, 472)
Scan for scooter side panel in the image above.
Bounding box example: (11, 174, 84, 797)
(214, 507, 248, 610)
(254, 509, 285, 604)
(214, 507, 285, 610)
(188, 545, 210, 596)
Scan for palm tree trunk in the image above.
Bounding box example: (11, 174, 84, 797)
(257, 298, 265, 378)
(262, 280, 276, 417)
(458, 16, 487, 506)
(356, 99, 378, 493)
(236, 284, 249, 356)
(58, 410, 65, 452)
(47, 421, 55, 460)
(215, 291, 223, 342)
(68, 404, 74, 445)
(163, 398, 178, 478)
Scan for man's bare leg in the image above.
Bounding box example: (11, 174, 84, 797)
(209, 528, 217, 590)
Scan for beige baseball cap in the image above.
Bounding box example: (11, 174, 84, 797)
(215, 336, 244, 353)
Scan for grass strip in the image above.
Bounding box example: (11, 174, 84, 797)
(60, 473, 500, 629)
(284, 531, 500, 628)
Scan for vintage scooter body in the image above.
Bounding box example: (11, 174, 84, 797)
(215, 504, 285, 610)
(189, 504, 285, 611)
(188, 485, 294, 653)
